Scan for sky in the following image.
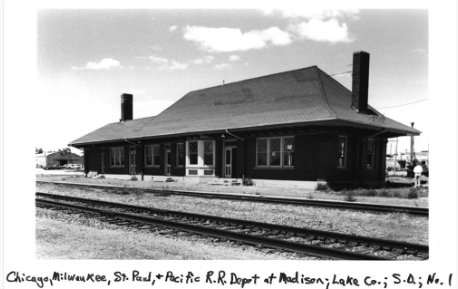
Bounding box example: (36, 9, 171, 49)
(36, 8, 429, 154)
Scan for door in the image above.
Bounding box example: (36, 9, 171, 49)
(224, 147, 232, 178)
(165, 144, 171, 176)
(129, 147, 136, 175)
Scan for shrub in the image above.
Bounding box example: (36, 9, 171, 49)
(364, 188, 377, 197)
(243, 177, 255, 186)
(315, 181, 330, 191)
(407, 188, 419, 199)
(344, 191, 357, 202)
(378, 188, 390, 197)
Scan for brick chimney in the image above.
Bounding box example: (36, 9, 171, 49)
(351, 51, 370, 113)
(120, 93, 133, 122)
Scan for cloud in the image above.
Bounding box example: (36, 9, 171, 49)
(128, 89, 147, 95)
(228, 55, 240, 61)
(214, 63, 232, 70)
(289, 19, 353, 43)
(169, 25, 178, 32)
(262, 8, 359, 20)
(71, 58, 121, 70)
(149, 56, 169, 64)
(148, 56, 188, 71)
(262, 8, 358, 44)
(167, 61, 189, 70)
(149, 45, 162, 51)
(412, 48, 427, 54)
(183, 26, 292, 52)
(193, 55, 214, 64)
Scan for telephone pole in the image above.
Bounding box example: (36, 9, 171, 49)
(410, 122, 415, 164)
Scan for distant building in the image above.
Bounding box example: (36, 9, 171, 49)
(36, 151, 83, 168)
(386, 151, 429, 170)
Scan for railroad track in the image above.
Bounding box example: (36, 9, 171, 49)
(36, 193, 429, 261)
(36, 181, 428, 216)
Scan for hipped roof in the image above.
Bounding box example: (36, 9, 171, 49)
(70, 66, 420, 146)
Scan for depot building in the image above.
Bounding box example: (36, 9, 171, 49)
(69, 51, 419, 188)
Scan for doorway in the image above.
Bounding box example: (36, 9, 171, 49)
(224, 146, 237, 178)
(129, 147, 136, 175)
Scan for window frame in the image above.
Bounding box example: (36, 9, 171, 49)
(338, 136, 348, 169)
(366, 138, 375, 170)
(256, 136, 294, 168)
(109, 147, 125, 167)
(203, 140, 214, 166)
(176, 143, 185, 167)
(188, 141, 198, 165)
(144, 144, 160, 167)
(282, 136, 294, 168)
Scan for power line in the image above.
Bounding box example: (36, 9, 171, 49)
(328, 70, 352, 77)
(376, 98, 428, 109)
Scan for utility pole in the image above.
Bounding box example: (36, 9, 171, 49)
(410, 122, 415, 164)
(394, 138, 398, 171)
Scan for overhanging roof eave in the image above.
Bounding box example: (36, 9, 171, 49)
(333, 119, 421, 136)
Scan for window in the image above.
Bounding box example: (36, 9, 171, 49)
(145, 145, 160, 166)
(269, 138, 281, 166)
(204, 141, 214, 165)
(176, 143, 184, 167)
(366, 139, 375, 169)
(256, 137, 294, 168)
(189, 141, 198, 165)
(338, 136, 347, 168)
(257, 139, 268, 166)
(110, 147, 124, 167)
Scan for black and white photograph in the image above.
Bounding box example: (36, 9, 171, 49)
(3, 0, 457, 288)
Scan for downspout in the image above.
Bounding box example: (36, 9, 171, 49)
(225, 129, 244, 141)
(363, 129, 388, 141)
(141, 143, 144, 181)
(124, 138, 142, 147)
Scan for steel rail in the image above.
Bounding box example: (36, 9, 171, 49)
(36, 192, 429, 255)
(36, 198, 388, 260)
(36, 180, 429, 216)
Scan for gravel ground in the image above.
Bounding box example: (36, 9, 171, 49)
(36, 207, 321, 260)
(37, 183, 429, 245)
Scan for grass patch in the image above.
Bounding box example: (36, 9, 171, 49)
(337, 187, 428, 200)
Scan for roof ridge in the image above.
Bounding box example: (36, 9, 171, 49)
(315, 67, 338, 119)
(103, 115, 156, 126)
(188, 65, 319, 94)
